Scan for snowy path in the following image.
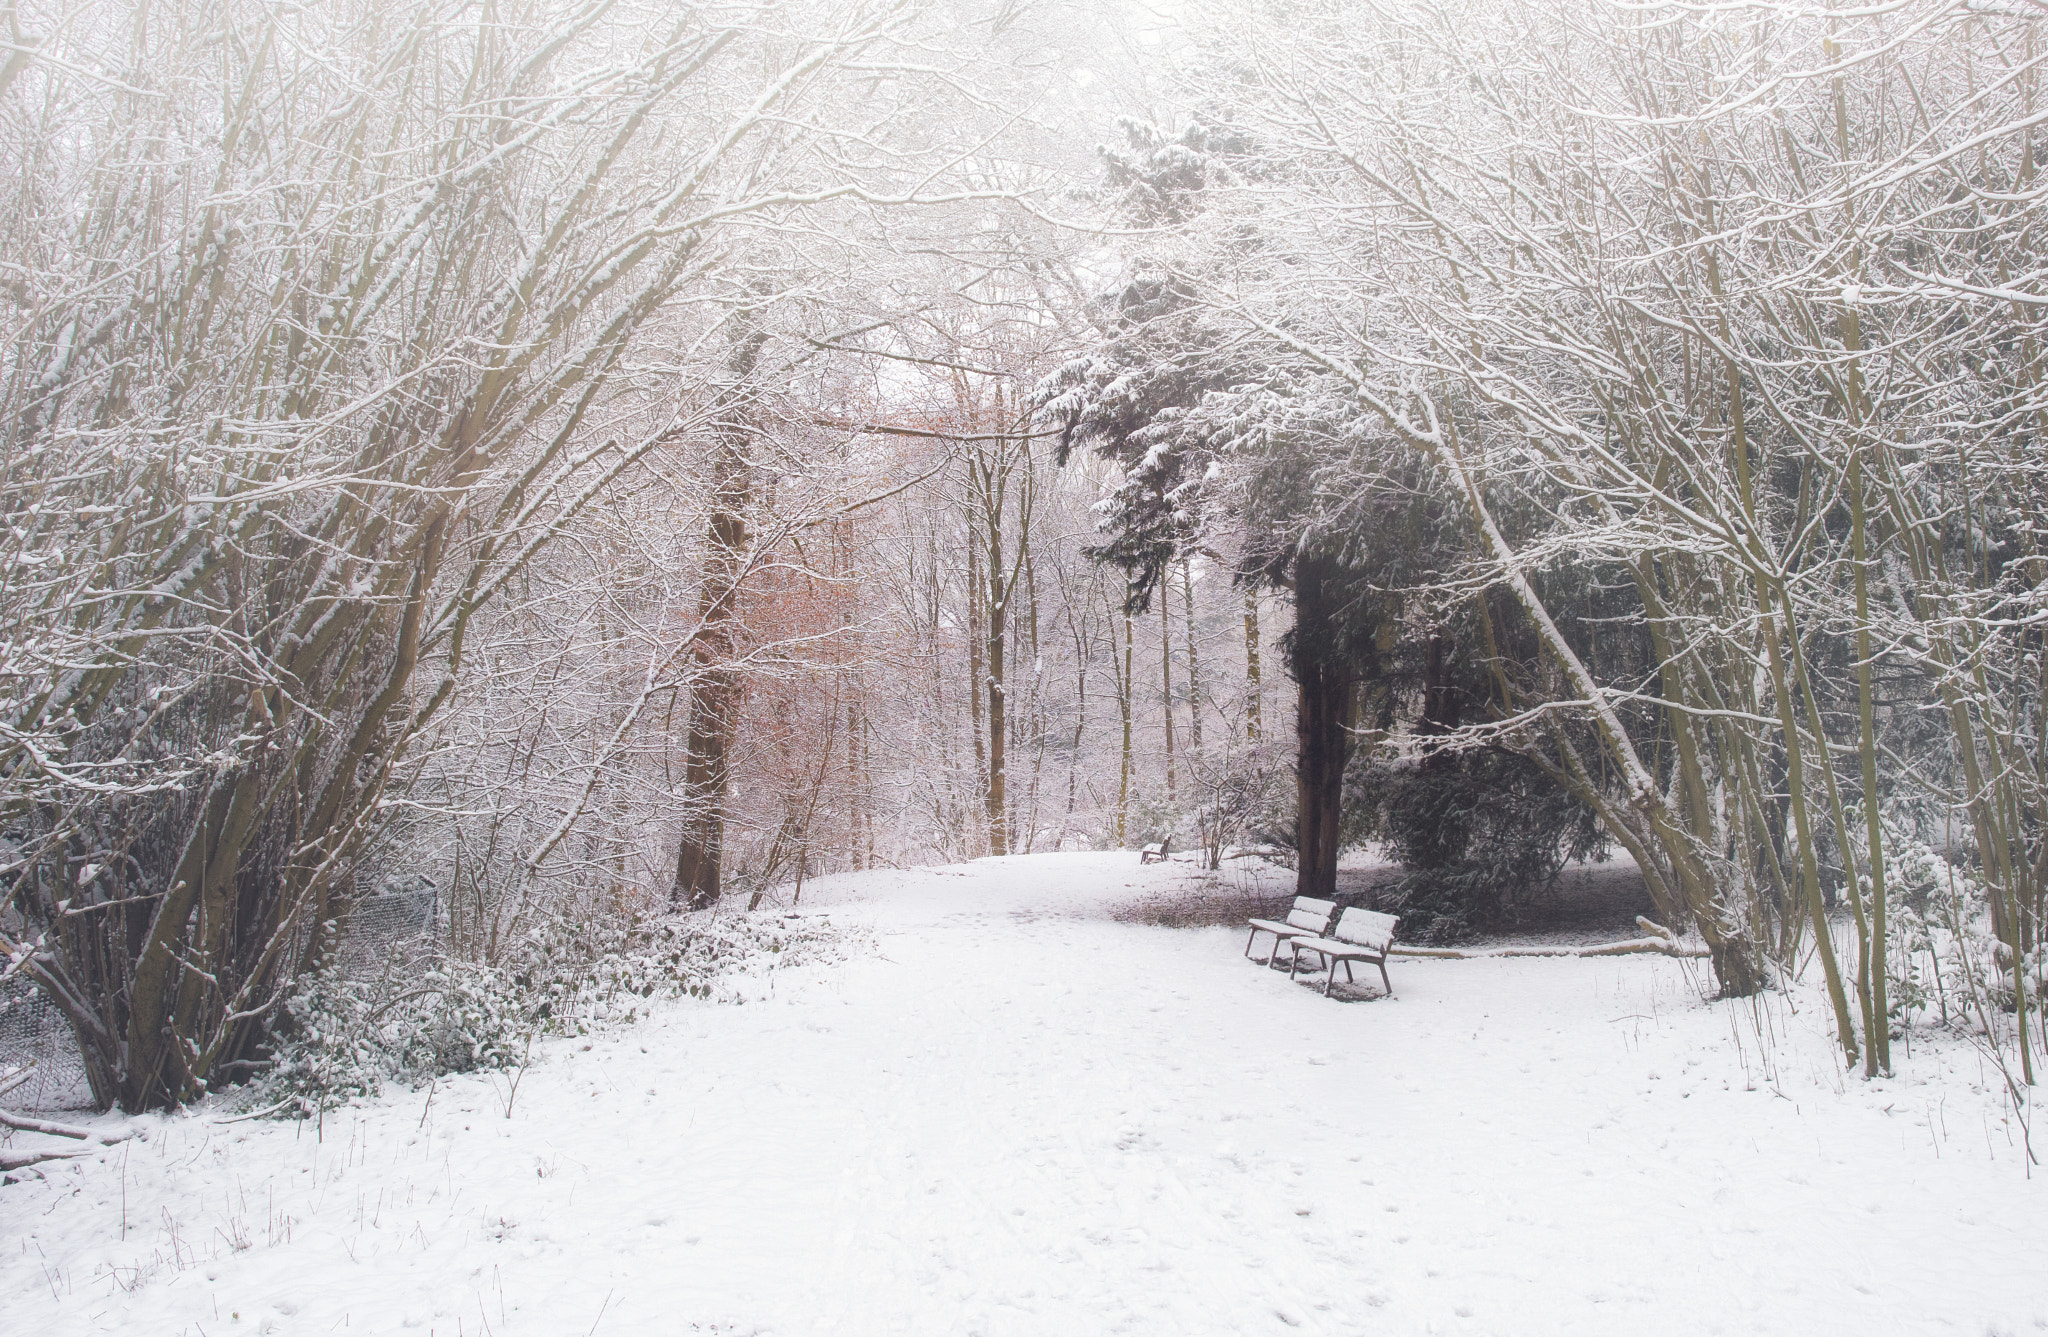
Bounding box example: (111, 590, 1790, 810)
(5, 852, 2043, 1336)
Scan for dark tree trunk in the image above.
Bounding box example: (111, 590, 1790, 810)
(1244, 588, 1261, 741)
(1417, 634, 1462, 739)
(1291, 558, 1355, 901)
(1709, 938, 1769, 998)
(673, 326, 766, 911)
(674, 662, 742, 910)
(1295, 657, 1355, 901)
(1161, 592, 1176, 804)
(983, 520, 1008, 857)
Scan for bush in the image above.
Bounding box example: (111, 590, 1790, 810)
(1871, 820, 2043, 1039)
(1190, 741, 1296, 870)
(245, 909, 858, 1117)
(1349, 745, 1605, 943)
(257, 957, 532, 1113)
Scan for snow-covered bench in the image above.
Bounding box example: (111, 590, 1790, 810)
(1286, 907, 1399, 997)
(1140, 837, 1172, 865)
(1243, 895, 1337, 966)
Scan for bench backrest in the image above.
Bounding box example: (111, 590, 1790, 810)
(1285, 896, 1338, 934)
(1332, 907, 1398, 952)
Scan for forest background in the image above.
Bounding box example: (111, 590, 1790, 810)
(1, 0, 2044, 1114)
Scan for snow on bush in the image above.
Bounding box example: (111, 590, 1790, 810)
(1867, 819, 2043, 1042)
(247, 911, 862, 1117)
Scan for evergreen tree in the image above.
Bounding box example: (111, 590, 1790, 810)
(1043, 117, 1616, 924)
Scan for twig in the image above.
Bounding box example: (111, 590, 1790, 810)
(0, 1061, 35, 1100)
(214, 1096, 303, 1126)
(499, 1030, 538, 1120)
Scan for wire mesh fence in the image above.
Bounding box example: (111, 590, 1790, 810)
(0, 972, 88, 1111)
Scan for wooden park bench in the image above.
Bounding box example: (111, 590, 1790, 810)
(1140, 837, 1172, 865)
(1243, 895, 1337, 967)
(1286, 907, 1399, 997)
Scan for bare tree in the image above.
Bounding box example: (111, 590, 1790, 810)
(1144, 0, 2048, 1043)
(0, 0, 1024, 1108)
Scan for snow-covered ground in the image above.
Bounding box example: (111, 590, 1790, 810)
(4, 851, 2043, 1336)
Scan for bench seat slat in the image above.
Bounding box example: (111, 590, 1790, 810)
(1290, 936, 1386, 960)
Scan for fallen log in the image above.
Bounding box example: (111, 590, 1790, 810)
(0, 1144, 93, 1172)
(0, 1108, 118, 1139)
(1389, 916, 1709, 961)
(0, 1105, 139, 1174)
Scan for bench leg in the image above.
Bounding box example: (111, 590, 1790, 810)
(1379, 959, 1393, 997)
(1324, 957, 1337, 996)
(1287, 944, 1301, 980)
(1245, 927, 1262, 960)
(1344, 960, 1355, 984)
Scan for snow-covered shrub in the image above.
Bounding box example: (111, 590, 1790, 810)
(1119, 791, 1183, 851)
(1868, 819, 2042, 1040)
(506, 910, 857, 1030)
(246, 910, 859, 1116)
(254, 956, 534, 1116)
(1190, 741, 1295, 870)
(1349, 746, 1607, 943)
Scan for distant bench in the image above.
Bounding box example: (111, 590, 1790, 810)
(1140, 837, 1172, 865)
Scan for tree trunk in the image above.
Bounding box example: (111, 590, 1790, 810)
(848, 691, 867, 872)
(1161, 591, 1176, 804)
(1064, 611, 1088, 846)
(1291, 557, 1354, 901)
(1294, 656, 1355, 901)
(1244, 587, 1262, 741)
(984, 489, 1009, 857)
(1182, 559, 1202, 756)
(986, 594, 1008, 856)
(1021, 529, 1044, 853)
(1117, 606, 1134, 846)
(673, 326, 766, 911)
(967, 530, 988, 854)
